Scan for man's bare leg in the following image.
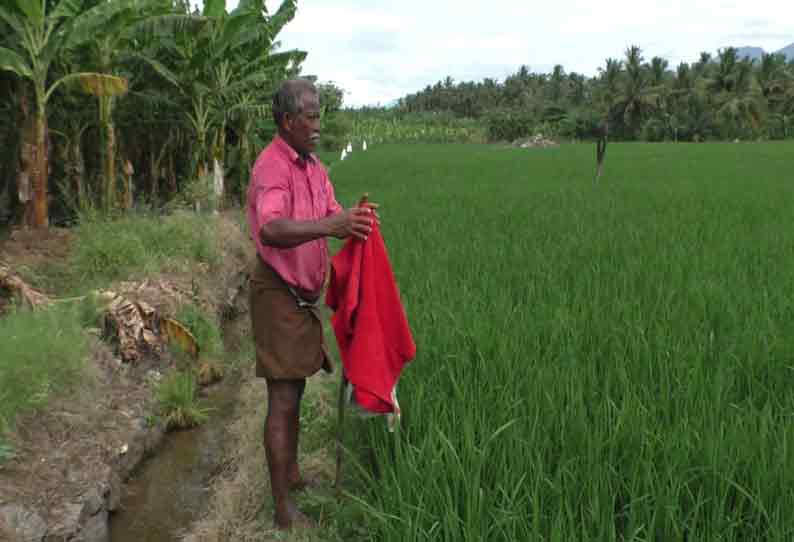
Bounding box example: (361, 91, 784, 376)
(265, 378, 312, 529)
(287, 379, 306, 489)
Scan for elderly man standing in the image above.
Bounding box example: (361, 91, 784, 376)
(247, 79, 375, 529)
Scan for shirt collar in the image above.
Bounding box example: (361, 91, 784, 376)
(274, 134, 316, 166)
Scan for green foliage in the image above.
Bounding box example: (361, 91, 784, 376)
(641, 117, 667, 141)
(484, 107, 536, 142)
(0, 0, 305, 225)
(317, 81, 344, 115)
(330, 142, 794, 542)
(0, 304, 89, 429)
(154, 370, 210, 430)
(398, 46, 794, 143)
(69, 211, 218, 287)
(0, 437, 14, 464)
(341, 110, 486, 147)
(320, 112, 353, 151)
(76, 291, 105, 328)
(176, 174, 217, 212)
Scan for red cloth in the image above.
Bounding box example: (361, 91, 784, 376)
(326, 224, 416, 414)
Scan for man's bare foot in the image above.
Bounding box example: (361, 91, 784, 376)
(274, 501, 317, 530)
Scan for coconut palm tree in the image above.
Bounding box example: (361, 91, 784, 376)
(707, 49, 765, 138)
(613, 46, 663, 139)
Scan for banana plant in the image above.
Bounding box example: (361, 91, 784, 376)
(162, 0, 302, 207)
(0, 0, 134, 227)
(64, 0, 175, 213)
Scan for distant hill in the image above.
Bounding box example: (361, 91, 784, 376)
(733, 43, 794, 61)
(777, 43, 794, 60)
(735, 46, 765, 61)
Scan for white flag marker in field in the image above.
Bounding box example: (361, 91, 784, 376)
(346, 142, 353, 153)
(362, 140, 367, 151)
(340, 149, 347, 161)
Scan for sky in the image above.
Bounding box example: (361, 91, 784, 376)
(211, 0, 793, 107)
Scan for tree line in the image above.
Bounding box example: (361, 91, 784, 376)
(397, 46, 794, 144)
(0, 0, 305, 228)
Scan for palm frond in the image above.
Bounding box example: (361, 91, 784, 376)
(203, 0, 226, 18)
(133, 12, 207, 39)
(14, 0, 42, 26)
(122, 51, 180, 88)
(0, 46, 33, 79)
(127, 89, 181, 109)
(268, 0, 297, 38)
(63, 0, 135, 50)
(48, 0, 84, 21)
(0, 6, 27, 39)
(234, 0, 265, 15)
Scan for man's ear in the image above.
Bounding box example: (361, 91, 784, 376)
(282, 112, 293, 133)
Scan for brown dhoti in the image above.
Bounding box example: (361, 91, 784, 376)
(249, 257, 332, 379)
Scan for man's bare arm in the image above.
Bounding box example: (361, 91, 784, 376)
(260, 207, 376, 249)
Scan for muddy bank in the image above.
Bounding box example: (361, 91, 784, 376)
(179, 370, 343, 542)
(109, 376, 239, 542)
(0, 214, 253, 542)
(108, 307, 251, 542)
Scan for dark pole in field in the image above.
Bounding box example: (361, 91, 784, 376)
(595, 121, 608, 183)
(334, 371, 348, 496)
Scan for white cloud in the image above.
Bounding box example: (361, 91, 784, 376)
(238, 0, 794, 107)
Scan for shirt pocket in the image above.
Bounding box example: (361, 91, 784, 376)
(290, 171, 312, 221)
(312, 169, 329, 218)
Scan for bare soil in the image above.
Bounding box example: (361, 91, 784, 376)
(0, 214, 253, 542)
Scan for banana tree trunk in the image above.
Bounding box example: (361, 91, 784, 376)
(149, 150, 159, 205)
(32, 112, 48, 228)
(212, 158, 223, 210)
(239, 135, 251, 199)
(168, 152, 176, 196)
(212, 127, 225, 209)
(17, 114, 35, 226)
(98, 97, 118, 214)
(72, 137, 86, 210)
(106, 122, 116, 212)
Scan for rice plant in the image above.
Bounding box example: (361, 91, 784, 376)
(327, 141, 794, 541)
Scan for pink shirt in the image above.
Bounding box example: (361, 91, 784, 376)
(247, 135, 342, 293)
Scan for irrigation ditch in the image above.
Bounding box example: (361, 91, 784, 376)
(0, 215, 258, 542)
(109, 313, 248, 542)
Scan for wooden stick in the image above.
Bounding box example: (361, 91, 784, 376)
(595, 121, 608, 183)
(334, 371, 348, 496)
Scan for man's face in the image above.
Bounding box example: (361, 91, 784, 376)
(284, 92, 321, 156)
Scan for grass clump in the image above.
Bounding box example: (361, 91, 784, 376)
(0, 436, 14, 465)
(69, 211, 218, 288)
(175, 301, 224, 358)
(0, 304, 89, 429)
(154, 371, 210, 430)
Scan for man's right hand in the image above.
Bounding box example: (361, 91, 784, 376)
(324, 207, 375, 240)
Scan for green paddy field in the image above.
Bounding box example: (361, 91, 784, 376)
(325, 142, 794, 541)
